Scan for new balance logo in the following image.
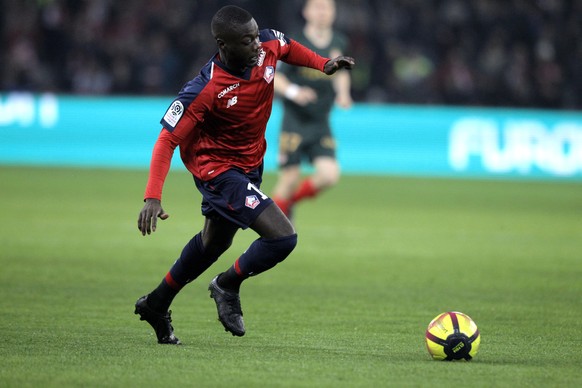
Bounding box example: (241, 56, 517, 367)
(227, 96, 238, 108)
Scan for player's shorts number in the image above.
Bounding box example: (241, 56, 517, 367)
(247, 182, 268, 200)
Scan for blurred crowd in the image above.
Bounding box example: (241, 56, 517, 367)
(2, 0, 581, 109)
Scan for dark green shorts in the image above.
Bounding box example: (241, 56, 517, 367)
(278, 130, 336, 167)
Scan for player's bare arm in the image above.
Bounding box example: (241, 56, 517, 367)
(323, 56, 355, 75)
(328, 49, 353, 109)
(274, 72, 317, 106)
(138, 198, 169, 236)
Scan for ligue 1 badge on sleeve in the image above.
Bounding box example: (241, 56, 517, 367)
(264, 66, 274, 83)
(163, 100, 184, 127)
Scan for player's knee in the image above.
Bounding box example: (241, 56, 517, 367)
(204, 237, 233, 258)
(315, 165, 340, 189)
(237, 233, 298, 276)
(266, 233, 297, 263)
(325, 169, 340, 187)
(279, 233, 298, 258)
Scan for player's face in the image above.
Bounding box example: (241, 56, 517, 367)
(220, 18, 261, 71)
(303, 0, 336, 29)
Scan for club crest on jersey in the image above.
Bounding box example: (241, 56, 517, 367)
(245, 195, 260, 209)
(264, 66, 275, 83)
(163, 100, 184, 128)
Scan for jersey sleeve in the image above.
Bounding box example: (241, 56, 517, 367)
(261, 29, 329, 72)
(160, 67, 213, 140)
(280, 39, 329, 72)
(144, 129, 179, 200)
(144, 68, 214, 200)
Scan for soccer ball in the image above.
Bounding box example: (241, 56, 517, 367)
(425, 311, 480, 361)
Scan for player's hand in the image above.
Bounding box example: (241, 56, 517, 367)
(294, 86, 317, 106)
(323, 56, 355, 75)
(138, 198, 169, 236)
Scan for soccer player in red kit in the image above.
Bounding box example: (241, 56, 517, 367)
(135, 5, 354, 344)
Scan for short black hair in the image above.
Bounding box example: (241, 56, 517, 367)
(211, 5, 253, 39)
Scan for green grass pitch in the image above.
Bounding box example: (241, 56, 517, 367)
(1, 166, 581, 387)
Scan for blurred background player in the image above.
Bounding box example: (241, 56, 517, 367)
(272, 0, 352, 219)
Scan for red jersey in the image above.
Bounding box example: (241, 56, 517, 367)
(145, 29, 329, 200)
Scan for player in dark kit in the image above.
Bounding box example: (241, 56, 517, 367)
(272, 0, 352, 219)
(134, 5, 354, 344)
(273, 0, 352, 217)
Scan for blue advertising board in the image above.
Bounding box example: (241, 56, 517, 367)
(1, 93, 581, 180)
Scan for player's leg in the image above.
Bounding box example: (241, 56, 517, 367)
(135, 216, 239, 344)
(224, 202, 296, 281)
(210, 202, 297, 336)
(272, 131, 303, 217)
(290, 135, 339, 205)
(217, 176, 296, 287)
(272, 164, 301, 217)
(206, 168, 297, 336)
(308, 155, 341, 191)
(149, 216, 238, 309)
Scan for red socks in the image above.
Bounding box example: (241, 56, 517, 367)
(274, 179, 320, 217)
(291, 179, 318, 203)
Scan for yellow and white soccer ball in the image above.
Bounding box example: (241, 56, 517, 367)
(425, 311, 480, 361)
